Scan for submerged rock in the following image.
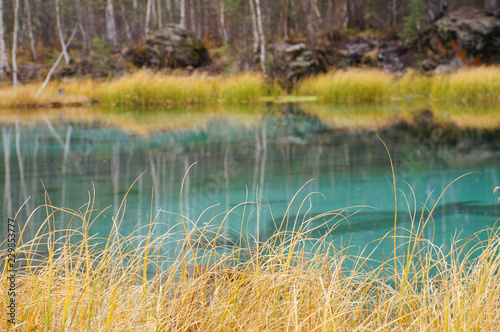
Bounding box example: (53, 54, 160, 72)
(127, 24, 211, 69)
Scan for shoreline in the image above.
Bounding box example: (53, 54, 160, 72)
(0, 67, 499, 109)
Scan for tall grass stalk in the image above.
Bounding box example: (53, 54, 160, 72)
(3, 175, 500, 331)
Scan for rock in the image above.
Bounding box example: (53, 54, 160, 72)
(269, 42, 328, 91)
(431, 7, 500, 65)
(419, 58, 440, 72)
(127, 24, 211, 69)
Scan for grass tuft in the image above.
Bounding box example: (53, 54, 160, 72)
(430, 66, 500, 102)
(299, 69, 393, 103)
(3, 176, 500, 331)
(300, 66, 500, 104)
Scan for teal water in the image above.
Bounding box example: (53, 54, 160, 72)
(1, 104, 500, 264)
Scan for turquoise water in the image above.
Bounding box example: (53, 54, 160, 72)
(1, 105, 500, 263)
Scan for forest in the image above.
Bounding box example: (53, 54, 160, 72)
(0, 0, 498, 83)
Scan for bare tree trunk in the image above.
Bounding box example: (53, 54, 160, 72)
(146, 0, 153, 35)
(392, 0, 397, 35)
(151, 0, 157, 27)
(0, 0, 9, 79)
(196, 0, 202, 37)
(486, 0, 497, 10)
(284, 0, 289, 40)
(12, 0, 20, 86)
(74, 0, 89, 51)
(36, 27, 78, 97)
(327, 0, 333, 31)
(190, 0, 195, 33)
(306, 0, 314, 42)
(55, 0, 71, 64)
(249, 0, 259, 53)
(166, 0, 173, 22)
(157, 0, 163, 28)
(180, 0, 186, 27)
(120, 1, 133, 42)
(341, 0, 348, 27)
(106, 0, 118, 46)
(254, 0, 266, 75)
(312, 0, 322, 26)
(25, 0, 37, 61)
(219, 0, 229, 42)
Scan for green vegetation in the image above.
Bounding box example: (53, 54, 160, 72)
(0, 67, 499, 109)
(3, 175, 500, 330)
(401, 0, 428, 39)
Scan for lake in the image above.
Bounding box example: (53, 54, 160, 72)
(2, 103, 500, 264)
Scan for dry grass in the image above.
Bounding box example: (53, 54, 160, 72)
(3, 173, 500, 331)
(0, 80, 93, 108)
(430, 66, 500, 103)
(298, 69, 393, 103)
(299, 66, 500, 104)
(0, 66, 498, 109)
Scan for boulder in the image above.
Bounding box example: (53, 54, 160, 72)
(431, 7, 500, 65)
(269, 42, 328, 91)
(127, 24, 211, 69)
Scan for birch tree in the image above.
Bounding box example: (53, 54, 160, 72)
(190, 0, 195, 33)
(157, 0, 163, 28)
(74, 0, 89, 51)
(0, 0, 9, 79)
(249, 0, 259, 53)
(284, 0, 289, 40)
(254, 0, 266, 75)
(25, 0, 37, 60)
(12, 0, 20, 86)
(55, 0, 71, 64)
(180, 0, 186, 27)
(120, 1, 133, 42)
(219, 0, 229, 43)
(166, 0, 173, 22)
(146, 0, 153, 35)
(106, 0, 118, 46)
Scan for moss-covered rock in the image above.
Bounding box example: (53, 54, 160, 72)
(127, 24, 211, 69)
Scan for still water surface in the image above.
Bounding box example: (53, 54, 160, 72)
(1, 104, 500, 261)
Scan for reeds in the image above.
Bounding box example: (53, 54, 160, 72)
(0, 66, 499, 109)
(299, 69, 393, 103)
(98, 71, 217, 107)
(430, 66, 500, 103)
(97, 71, 266, 107)
(0, 80, 92, 108)
(3, 176, 500, 331)
(299, 66, 500, 104)
(218, 72, 266, 103)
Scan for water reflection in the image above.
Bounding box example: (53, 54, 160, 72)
(1, 104, 500, 257)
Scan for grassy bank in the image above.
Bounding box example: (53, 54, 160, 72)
(0, 66, 499, 108)
(0, 72, 268, 108)
(299, 66, 500, 103)
(3, 179, 500, 331)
